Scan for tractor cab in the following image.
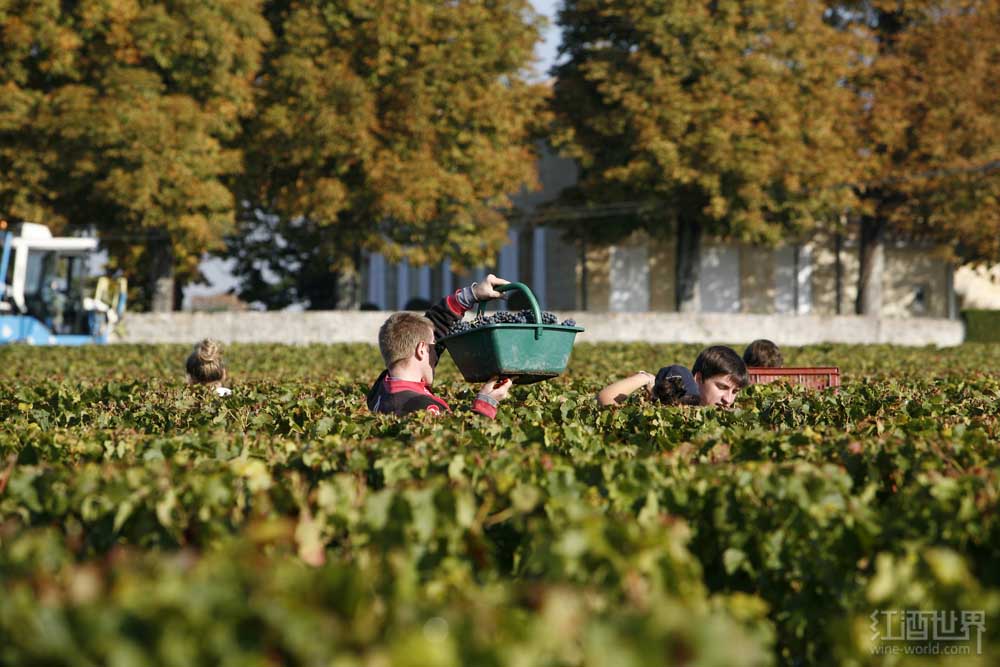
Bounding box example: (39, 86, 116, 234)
(1, 220, 126, 345)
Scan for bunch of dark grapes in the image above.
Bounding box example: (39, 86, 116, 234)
(446, 320, 473, 335)
(444, 310, 579, 336)
(490, 310, 524, 324)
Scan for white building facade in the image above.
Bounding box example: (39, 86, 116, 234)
(360, 148, 956, 318)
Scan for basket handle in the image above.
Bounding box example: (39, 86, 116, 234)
(476, 281, 543, 340)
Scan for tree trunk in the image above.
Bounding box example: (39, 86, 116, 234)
(675, 215, 702, 312)
(173, 280, 184, 312)
(855, 215, 886, 316)
(334, 260, 361, 310)
(149, 239, 175, 313)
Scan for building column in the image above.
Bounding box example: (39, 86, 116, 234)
(417, 265, 431, 299)
(796, 245, 813, 315)
(368, 252, 386, 309)
(946, 262, 958, 320)
(498, 228, 519, 309)
(532, 227, 547, 306)
(396, 260, 409, 310)
(441, 258, 453, 297)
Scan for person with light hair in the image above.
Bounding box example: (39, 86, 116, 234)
(366, 275, 512, 418)
(185, 338, 232, 396)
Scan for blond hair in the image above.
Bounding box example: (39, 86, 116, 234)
(378, 312, 433, 368)
(186, 339, 227, 385)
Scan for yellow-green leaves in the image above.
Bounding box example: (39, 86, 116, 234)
(857, 0, 1000, 262)
(0, 1, 270, 307)
(239, 0, 548, 282)
(553, 0, 865, 243)
(2, 342, 1000, 664)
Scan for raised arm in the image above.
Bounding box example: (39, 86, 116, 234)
(424, 274, 511, 341)
(597, 371, 654, 407)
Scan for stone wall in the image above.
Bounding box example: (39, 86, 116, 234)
(119, 311, 964, 346)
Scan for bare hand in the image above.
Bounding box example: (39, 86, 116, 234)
(480, 377, 512, 402)
(472, 274, 510, 302)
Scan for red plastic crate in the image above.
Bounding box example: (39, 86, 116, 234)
(747, 367, 841, 390)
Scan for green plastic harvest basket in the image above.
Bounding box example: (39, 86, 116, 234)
(438, 282, 583, 385)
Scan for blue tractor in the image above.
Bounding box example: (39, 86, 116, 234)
(0, 220, 126, 345)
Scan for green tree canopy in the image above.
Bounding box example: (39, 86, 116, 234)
(0, 0, 269, 310)
(231, 0, 548, 309)
(834, 0, 1000, 313)
(552, 0, 867, 310)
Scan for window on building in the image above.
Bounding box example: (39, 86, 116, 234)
(909, 284, 930, 316)
(700, 245, 740, 313)
(775, 245, 813, 315)
(609, 244, 650, 312)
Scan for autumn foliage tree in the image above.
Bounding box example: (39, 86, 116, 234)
(0, 0, 269, 311)
(229, 0, 548, 309)
(834, 0, 1000, 314)
(552, 0, 866, 311)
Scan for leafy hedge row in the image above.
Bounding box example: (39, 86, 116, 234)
(963, 310, 1000, 343)
(2, 344, 999, 666)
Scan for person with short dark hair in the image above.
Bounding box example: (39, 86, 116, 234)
(743, 339, 783, 367)
(651, 365, 702, 406)
(403, 297, 433, 311)
(597, 345, 748, 409)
